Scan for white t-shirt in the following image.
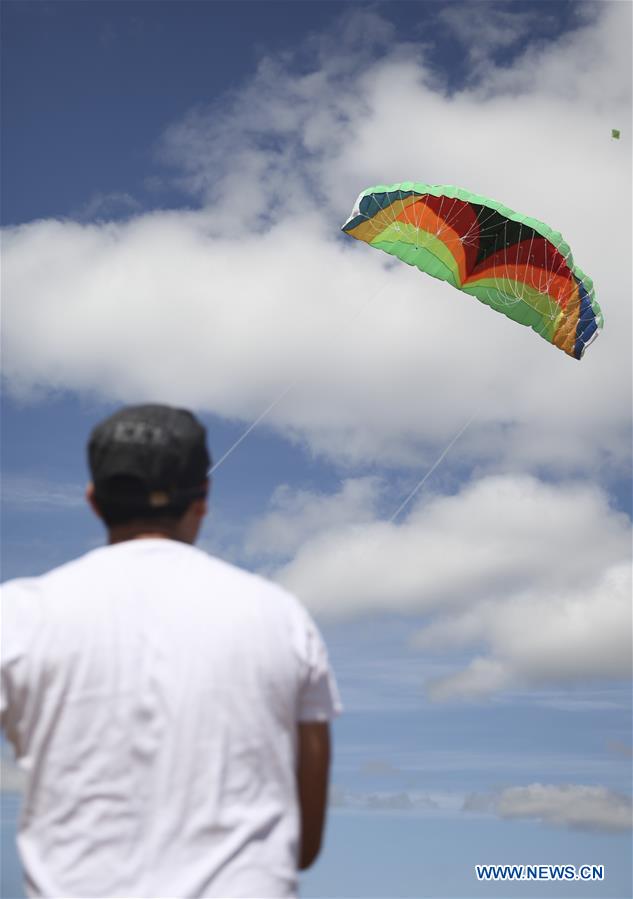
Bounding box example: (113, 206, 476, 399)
(1, 539, 341, 899)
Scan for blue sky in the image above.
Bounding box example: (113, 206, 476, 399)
(1, 2, 632, 898)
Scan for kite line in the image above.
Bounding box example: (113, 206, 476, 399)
(209, 279, 390, 476)
(209, 383, 295, 475)
(388, 410, 479, 523)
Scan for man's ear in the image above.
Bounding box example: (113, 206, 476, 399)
(196, 479, 210, 517)
(192, 496, 208, 522)
(86, 483, 102, 519)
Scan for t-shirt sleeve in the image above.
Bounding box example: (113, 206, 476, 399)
(291, 601, 342, 722)
(1, 582, 19, 731)
(1, 579, 40, 741)
(0, 663, 8, 728)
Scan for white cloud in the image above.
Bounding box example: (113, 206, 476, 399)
(72, 191, 141, 222)
(419, 561, 632, 699)
(242, 473, 631, 694)
(244, 476, 382, 561)
(464, 783, 633, 832)
(1, 475, 85, 509)
(270, 473, 630, 611)
(436, 2, 558, 71)
(1, 4, 630, 476)
(330, 785, 440, 813)
(476, 3, 631, 109)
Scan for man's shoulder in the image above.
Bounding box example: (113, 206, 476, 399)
(2, 545, 110, 596)
(191, 547, 302, 611)
(179, 546, 313, 631)
(1, 541, 309, 636)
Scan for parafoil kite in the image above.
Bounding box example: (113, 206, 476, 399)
(342, 182, 602, 359)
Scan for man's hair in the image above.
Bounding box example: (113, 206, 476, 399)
(94, 475, 199, 528)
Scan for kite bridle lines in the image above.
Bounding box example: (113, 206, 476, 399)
(357, 186, 577, 334)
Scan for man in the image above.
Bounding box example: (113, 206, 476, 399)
(1, 404, 341, 898)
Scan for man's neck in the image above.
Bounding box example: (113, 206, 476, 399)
(107, 528, 186, 545)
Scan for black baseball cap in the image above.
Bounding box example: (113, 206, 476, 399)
(88, 404, 211, 513)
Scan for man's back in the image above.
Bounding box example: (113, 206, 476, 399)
(2, 539, 339, 898)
